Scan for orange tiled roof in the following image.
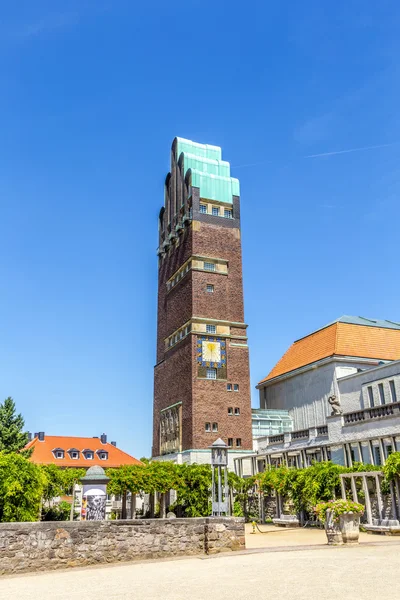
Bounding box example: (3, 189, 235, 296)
(26, 435, 142, 468)
(259, 321, 400, 384)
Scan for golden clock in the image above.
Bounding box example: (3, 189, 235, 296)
(202, 340, 221, 363)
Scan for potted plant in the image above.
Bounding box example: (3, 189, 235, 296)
(315, 499, 364, 545)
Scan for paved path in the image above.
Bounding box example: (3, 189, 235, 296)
(245, 522, 400, 548)
(1, 540, 399, 600)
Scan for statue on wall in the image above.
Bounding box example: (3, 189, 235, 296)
(328, 395, 343, 416)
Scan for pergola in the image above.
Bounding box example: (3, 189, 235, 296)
(340, 471, 400, 533)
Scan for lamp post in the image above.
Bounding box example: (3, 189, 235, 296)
(210, 438, 229, 516)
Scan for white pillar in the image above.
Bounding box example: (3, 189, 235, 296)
(375, 474, 384, 521)
(340, 476, 346, 499)
(362, 476, 373, 525)
(351, 476, 358, 503)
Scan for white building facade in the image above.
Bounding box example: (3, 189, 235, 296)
(235, 316, 400, 476)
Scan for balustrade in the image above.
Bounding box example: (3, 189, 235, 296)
(344, 401, 400, 425)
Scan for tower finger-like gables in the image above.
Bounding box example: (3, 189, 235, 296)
(152, 138, 252, 464)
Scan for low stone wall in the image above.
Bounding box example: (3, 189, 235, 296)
(0, 517, 245, 576)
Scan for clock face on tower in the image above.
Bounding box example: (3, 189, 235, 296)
(197, 336, 226, 368)
(202, 340, 221, 363)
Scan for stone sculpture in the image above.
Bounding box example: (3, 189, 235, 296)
(328, 395, 343, 416)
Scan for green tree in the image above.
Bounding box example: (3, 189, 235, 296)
(228, 473, 257, 520)
(173, 464, 212, 517)
(41, 464, 65, 506)
(42, 500, 72, 521)
(0, 452, 46, 522)
(0, 397, 31, 455)
(382, 452, 400, 482)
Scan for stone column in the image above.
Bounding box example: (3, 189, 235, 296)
(362, 475, 373, 525)
(130, 493, 136, 519)
(350, 476, 358, 503)
(375, 474, 384, 522)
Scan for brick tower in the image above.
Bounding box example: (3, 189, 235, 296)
(152, 138, 252, 464)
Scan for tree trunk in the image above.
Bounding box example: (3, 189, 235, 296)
(149, 492, 155, 518)
(121, 490, 127, 520)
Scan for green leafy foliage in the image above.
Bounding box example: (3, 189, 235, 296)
(42, 500, 72, 521)
(0, 397, 31, 455)
(315, 499, 364, 523)
(41, 464, 66, 503)
(383, 452, 400, 482)
(229, 472, 258, 520)
(259, 462, 351, 514)
(172, 464, 212, 517)
(40, 464, 85, 520)
(107, 464, 147, 495)
(0, 452, 46, 522)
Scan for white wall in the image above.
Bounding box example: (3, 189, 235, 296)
(260, 359, 380, 430)
(338, 361, 400, 412)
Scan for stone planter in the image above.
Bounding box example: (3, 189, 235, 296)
(325, 509, 343, 545)
(339, 512, 360, 544)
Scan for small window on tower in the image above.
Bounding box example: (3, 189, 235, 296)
(206, 368, 217, 380)
(227, 384, 232, 391)
(228, 438, 233, 447)
(200, 204, 207, 214)
(234, 407, 240, 416)
(236, 438, 242, 448)
(233, 384, 239, 392)
(228, 407, 233, 415)
(206, 284, 214, 293)
(206, 324, 216, 334)
(204, 262, 216, 272)
(212, 423, 218, 432)
(224, 208, 232, 219)
(212, 206, 219, 216)
(205, 422, 211, 432)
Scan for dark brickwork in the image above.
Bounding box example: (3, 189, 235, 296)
(153, 140, 252, 457)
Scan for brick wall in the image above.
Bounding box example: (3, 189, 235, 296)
(0, 517, 245, 575)
(153, 172, 252, 456)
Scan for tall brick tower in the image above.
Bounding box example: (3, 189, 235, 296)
(152, 138, 252, 464)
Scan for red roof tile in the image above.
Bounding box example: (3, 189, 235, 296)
(26, 435, 142, 468)
(259, 322, 400, 384)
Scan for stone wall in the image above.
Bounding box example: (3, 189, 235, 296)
(0, 517, 245, 576)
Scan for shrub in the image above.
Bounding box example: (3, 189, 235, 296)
(315, 499, 364, 523)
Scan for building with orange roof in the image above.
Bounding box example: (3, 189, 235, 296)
(27, 433, 143, 519)
(237, 316, 400, 480)
(27, 432, 142, 469)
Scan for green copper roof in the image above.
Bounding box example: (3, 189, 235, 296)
(175, 137, 239, 204)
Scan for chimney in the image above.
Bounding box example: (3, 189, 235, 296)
(34, 432, 38, 438)
(100, 433, 107, 444)
(111, 441, 117, 447)
(38, 432, 45, 442)
(27, 432, 32, 442)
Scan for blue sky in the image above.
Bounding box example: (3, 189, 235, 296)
(1, 1, 399, 458)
